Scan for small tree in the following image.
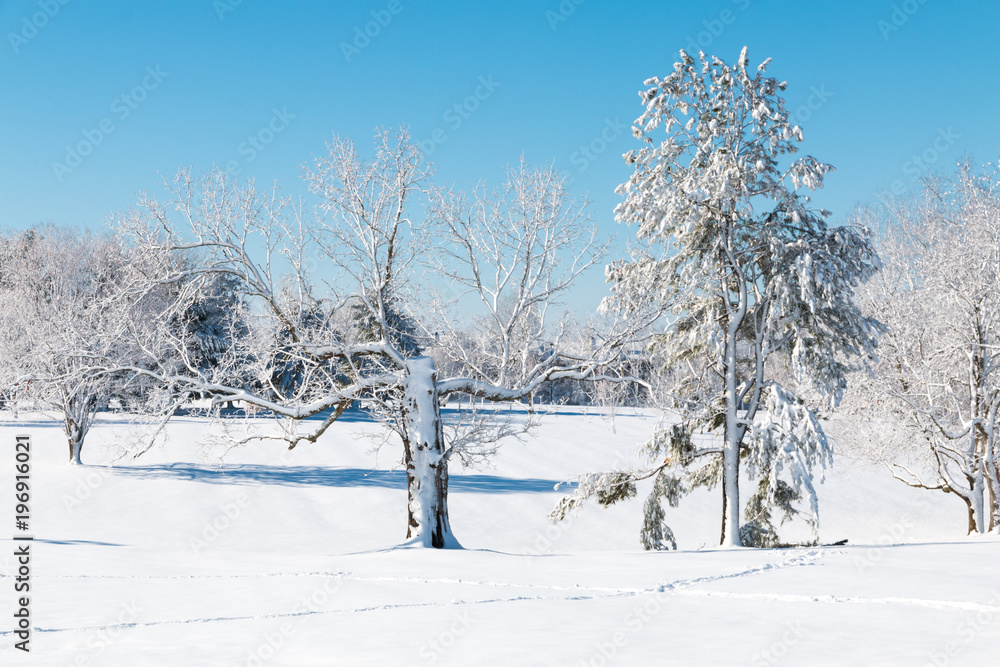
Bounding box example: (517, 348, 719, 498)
(0, 224, 205, 462)
(0, 231, 32, 412)
(843, 162, 1000, 534)
(0, 227, 137, 463)
(552, 48, 881, 547)
(116, 130, 633, 548)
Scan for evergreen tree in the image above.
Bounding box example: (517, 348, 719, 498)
(552, 47, 881, 547)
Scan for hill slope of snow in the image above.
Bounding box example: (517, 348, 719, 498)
(0, 407, 996, 666)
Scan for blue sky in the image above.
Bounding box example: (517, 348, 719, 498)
(2, 0, 998, 310)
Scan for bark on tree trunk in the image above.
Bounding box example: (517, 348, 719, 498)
(719, 487, 728, 545)
(64, 406, 85, 465)
(68, 436, 83, 466)
(401, 357, 460, 549)
(62, 391, 98, 466)
(983, 437, 998, 532)
(988, 462, 1000, 532)
(971, 473, 986, 534)
(964, 496, 977, 535)
(958, 472, 985, 535)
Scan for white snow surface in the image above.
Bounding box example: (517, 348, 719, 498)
(0, 406, 997, 666)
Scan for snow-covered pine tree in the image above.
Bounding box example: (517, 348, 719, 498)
(181, 272, 247, 373)
(551, 47, 882, 547)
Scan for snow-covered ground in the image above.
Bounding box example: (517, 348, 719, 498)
(0, 407, 997, 666)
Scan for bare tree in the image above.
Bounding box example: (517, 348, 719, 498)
(842, 161, 1000, 534)
(115, 129, 639, 548)
(0, 231, 31, 413)
(423, 160, 612, 392)
(0, 227, 139, 463)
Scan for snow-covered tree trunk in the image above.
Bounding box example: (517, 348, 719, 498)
(986, 419, 999, 532)
(721, 284, 745, 547)
(67, 426, 85, 466)
(970, 471, 986, 534)
(401, 357, 459, 548)
(721, 399, 742, 545)
(62, 391, 97, 466)
(970, 347, 988, 534)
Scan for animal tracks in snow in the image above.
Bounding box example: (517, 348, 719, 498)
(655, 549, 832, 594)
(2, 548, 988, 638)
(671, 590, 1000, 613)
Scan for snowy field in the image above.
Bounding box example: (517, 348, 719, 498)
(0, 407, 997, 666)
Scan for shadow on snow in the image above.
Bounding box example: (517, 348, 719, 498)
(108, 463, 576, 494)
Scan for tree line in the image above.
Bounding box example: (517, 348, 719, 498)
(2, 47, 996, 548)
